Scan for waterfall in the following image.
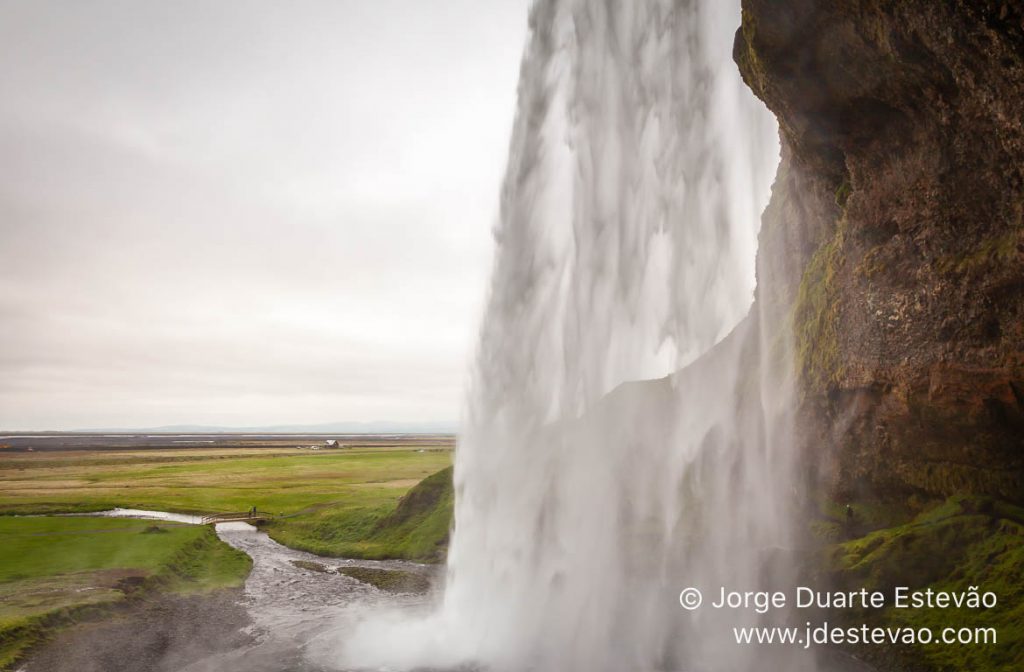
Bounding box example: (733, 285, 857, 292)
(335, 1, 815, 670)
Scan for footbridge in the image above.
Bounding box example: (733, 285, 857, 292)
(200, 511, 273, 525)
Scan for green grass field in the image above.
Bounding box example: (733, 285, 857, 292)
(0, 445, 452, 517)
(0, 516, 251, 668)
(0, 444, 454, 559)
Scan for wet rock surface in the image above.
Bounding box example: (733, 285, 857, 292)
(737, 0, 1024, 503)
(732, 3, 1024, 670)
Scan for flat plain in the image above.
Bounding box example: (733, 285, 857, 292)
(0, 438, 453, 516)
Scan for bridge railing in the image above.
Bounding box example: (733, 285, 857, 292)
(200, 511, 272, 525)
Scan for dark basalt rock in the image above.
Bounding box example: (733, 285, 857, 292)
(737, 0, 1024, 504)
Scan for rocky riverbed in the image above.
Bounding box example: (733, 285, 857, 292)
(19, 520, 439, 672)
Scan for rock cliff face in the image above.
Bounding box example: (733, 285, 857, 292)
(735, 0, 1024, 505)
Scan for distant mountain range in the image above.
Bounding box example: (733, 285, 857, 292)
(70, 420, 458, 434)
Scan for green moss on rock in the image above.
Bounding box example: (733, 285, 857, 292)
(834, 180, 852, 208)
(936, 229, 1022, 276)
(793, 222, 846, 396)
(825, 496, 1024, 671)
(735, 8, 766, 94)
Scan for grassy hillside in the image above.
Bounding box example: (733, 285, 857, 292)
(266, 465, 454, 562)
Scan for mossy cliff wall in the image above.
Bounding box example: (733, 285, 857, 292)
(736, 0, 1024, 504)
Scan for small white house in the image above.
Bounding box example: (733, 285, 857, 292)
(324, 439, 339, 448)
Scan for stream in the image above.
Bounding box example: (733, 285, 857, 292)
(47, 510, 441, 672)
(192, 521, 438, 671)
(32, 510, 875, 672)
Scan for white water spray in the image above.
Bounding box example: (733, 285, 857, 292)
(332, 1, 817, 670)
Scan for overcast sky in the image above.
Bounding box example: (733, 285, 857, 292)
(0, 0, 529, 430)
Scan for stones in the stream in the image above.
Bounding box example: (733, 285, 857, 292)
(290, 559, 332, 573)
(336, 566, 431, 594)
(288, 558, 432, 594)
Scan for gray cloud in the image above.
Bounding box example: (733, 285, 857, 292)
(0, 0, 528, 429)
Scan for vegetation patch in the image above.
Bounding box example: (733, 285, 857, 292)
(0, 516, 250, 670)
(935, 229, 1021, 276)
(855, 244, 887, 279)
(824, 496, 1024, 671)
(793, 222, 847, 396)
(155, 528, 251, 594)
(291, 560, 331, 573)
(813, 494, 923, 543)
(834, 179, 852, 207)
(337, 566, 431, 594)
(266, 465, 454, 562)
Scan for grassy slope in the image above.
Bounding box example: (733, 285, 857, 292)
(821, 496, 1024, 672)
(0, 516, 251, 669)
(267, 465, 454, 562)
